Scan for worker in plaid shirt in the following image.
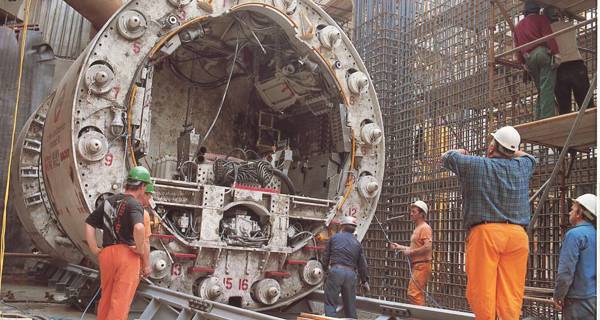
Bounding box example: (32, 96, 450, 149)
(441, 126, 537, 320)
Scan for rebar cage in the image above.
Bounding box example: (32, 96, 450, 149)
(354, 0, 597, 318)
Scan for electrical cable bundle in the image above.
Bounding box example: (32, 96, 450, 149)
(213, 159, 274, 187)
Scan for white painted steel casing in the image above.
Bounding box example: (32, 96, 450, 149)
(13, 0, 384, 311)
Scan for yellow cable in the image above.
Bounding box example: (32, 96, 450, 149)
(128, 85, 139, 167)
(0, 0, 32, 293)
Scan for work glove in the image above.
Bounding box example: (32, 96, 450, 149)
(552, 298, 563, 311)
(361, 282, 370, 293)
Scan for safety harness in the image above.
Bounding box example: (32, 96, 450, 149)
(102, 195, 131, 245)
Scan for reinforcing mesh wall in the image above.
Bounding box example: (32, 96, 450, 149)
(354, 0, 597, 318)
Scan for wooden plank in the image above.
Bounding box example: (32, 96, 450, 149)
(530, 0, 596, 15)
(298, 313, 339, 320)
(514, 108, 596, 149)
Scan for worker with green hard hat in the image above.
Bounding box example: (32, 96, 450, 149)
(127, 165, 153, 185)
(140, 179, 156, 281)
(84, 165, 151, 319)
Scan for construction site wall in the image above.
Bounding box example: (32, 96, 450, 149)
(354, 0, 597, 318)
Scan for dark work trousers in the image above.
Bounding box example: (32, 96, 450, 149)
(556, 60, 593, 114)
(324, 267, 357, 319)
(563, 297, 596, 320)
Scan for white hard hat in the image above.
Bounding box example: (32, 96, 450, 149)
(491, 126, 521, 152)
(340, 216, 357, 226)
(411, 200, 428, 215)
(573, 194, 597, 220)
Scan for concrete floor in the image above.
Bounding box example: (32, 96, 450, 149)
(0, 279, 95, 320)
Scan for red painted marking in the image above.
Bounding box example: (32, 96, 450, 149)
(133, 41, 141, 54)
(172, 253, 197, 259)
(104, 152, 113, 166)
(113, 86, 121, 100)
(280, 83, 295, 98)
(238, 278, 249, 291)
(223, 277, 233, 289)
(303, 245, 325, 251)
(172, 263, 182, 276)
(59, 149, 69, 161)
(188, 267, 215, 274)
(233, 183, 279, 194)
(151, 234, 177, 239)
(286, 259, 307, 265)
(265, 271, 290, 278)
(346, 207, 358, 217)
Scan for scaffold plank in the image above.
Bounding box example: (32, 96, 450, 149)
(515, 108, 596, 149)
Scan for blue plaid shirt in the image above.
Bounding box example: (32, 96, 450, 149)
(442, 150, 537, 229)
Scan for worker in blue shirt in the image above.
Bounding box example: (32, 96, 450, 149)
(441, 126, 536, 319)
(322, 216, 370, 319)
(553, 193, 597, 319)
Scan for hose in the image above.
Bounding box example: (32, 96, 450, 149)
(0, 0, 32, 294)
(271, 168, 296, 195)
(79, 287, 100, 320)
(196, 33, 240, 158)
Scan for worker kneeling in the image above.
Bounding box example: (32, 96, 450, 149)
(84, 166, 153, 320)
(322, 216, 370, 319)
(441, 126, 537, 319)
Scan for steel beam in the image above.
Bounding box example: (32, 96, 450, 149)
(306, 290, 475, 320)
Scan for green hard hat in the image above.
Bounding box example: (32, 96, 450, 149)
(145, 181, 155, 194)
(127, 166, 152, 185)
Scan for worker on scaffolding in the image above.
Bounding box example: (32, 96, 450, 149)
(322, 216, 370, 319)
(553, 194, 597, 320)
(514, 1, 560, 120)
(544, 6, 594, 114)
(84, 166, 152, 320)
(441, 126, 536, 320)
(389, 200, 432, 306)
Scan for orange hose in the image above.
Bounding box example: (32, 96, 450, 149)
(127, 85, 138, 167)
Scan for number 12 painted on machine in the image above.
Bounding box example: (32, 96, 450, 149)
(223, 277, 249, 291)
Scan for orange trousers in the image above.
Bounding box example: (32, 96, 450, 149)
(97, 244, 141, 320)
(408, 262, 432, 306)
(466, 223, 529, 320)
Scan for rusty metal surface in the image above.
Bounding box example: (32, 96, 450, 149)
(0, 26, 62, 257)
(62, 0, 122, 30)
(9, 0, 94, 59)
(355, 0, 596, 318)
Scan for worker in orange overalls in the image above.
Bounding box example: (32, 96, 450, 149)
(84, 166, 152, 320)
(441, 126, 537, 319)
(141, 181, 156, 277)
(390, 200, 433, 306)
